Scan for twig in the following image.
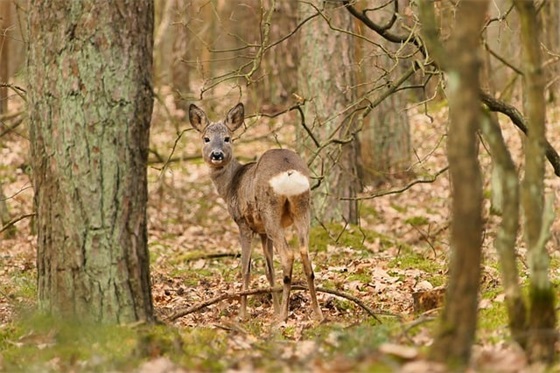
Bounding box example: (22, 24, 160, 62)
(0, 116, 25, 138)
(0, 213, 35, 234)
(166, 284, 381, 322)
(154, 128, 191, 173)
(342, 166, 449, 200)
(0, 83, 27, 101)
(342, 0, 426, 57)
(148, 154, 201, 166)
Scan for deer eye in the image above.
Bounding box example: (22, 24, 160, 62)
(203, 137, 210, 143)
(224, 137, 231, 143)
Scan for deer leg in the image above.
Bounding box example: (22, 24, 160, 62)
(275, 237, 294, 322)
(299, 236, 324, 321)
(294, 212, 323, 321)
(260, 234, 280, 314)
(239, 227, 253, 320)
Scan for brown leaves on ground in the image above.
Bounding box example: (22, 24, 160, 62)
(1, 91, 560, 371)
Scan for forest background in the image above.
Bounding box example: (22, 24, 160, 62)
(1, 0, 560, 371)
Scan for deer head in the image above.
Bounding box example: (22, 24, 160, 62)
(189, 103, 244, 168)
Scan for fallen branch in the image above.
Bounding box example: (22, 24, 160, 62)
(184, 252, 241, 261)
(167, 284, 382, 323)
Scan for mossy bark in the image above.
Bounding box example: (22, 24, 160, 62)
(527, 286, 556, 362)
(514, 0, 557, 363)
(480, 112, 527, 347)
(27, 0, 154, 323)
(297, 0, 360, 224)
(419, 0, 488, 366)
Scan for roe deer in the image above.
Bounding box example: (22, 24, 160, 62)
(189, 103, 323, 322)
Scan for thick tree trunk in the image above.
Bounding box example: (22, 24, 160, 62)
(357, 0, 412, 185)
(256, 0, 298, 108)
(420, 0, 487, 366)
(27, 0, 154, 323)
(297, 0, 360, 224)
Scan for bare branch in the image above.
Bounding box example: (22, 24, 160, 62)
(166, 284, 383, 322)
(343, 166, 449, 201)
(0, 82, 26, 101)
(480, 91, 560, 176)
(0, 213, 34, 234)
(342, 0, 426, 57)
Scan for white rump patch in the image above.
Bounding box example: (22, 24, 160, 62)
(268, 170, 310, 196)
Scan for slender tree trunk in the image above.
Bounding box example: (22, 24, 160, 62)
(27, 0, 155, 323)
(480, 111, 527, 347)
(515, 0, 557, 363)
(297, 0, 360, 224)
(171, 0, 190, 114)
(0, 0, 11, 114)
(420, 0, 488, 366)
(539, 1, 560, 103)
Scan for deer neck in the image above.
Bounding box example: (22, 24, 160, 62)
(208, 157, 245, 200)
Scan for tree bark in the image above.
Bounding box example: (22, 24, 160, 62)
(256, 0, 298, 108)
(480, 111, 527, 348)
(0, 0, 11, 114)
(170, 0, 190, 114)
(420, 0, 487, 366)
(28, 0, 154, 323)
(514, 0, 557, 363)
(356, 0, 412, 185)
(297, 0, 360, 224)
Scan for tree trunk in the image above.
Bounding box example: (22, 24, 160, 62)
(297, 0, 360, 224)
(539, 1, 560, 103)
(357, 0, 412, 185)
(420, 0, 487, 366)
(0, 0, 11, 114)
(480, 111, 527, 348)
(171, 0, 190, 114)
(255, 0, 298, 109)
(515, 0, 557, 363)
(27, 0, 155, 324)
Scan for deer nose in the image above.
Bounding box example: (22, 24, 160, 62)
(210, 151, 224, 161)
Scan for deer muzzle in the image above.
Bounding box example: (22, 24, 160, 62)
(210, 150, 225, 164)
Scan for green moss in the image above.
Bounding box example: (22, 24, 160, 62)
(358, 203, 379, 219)
(388, 249, 439, 273)
(477, 301, 509, 344)
(309, 223, 388, 253)
(390, 203, 407, 213)
(0, 314, 139, 372)
(404, 216, 429, 226)
(305, 319, 396, 361)
(0, 268, 36, 303)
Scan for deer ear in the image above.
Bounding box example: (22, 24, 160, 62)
(189, 104, 208, 132)
(225, 103, 244, 132)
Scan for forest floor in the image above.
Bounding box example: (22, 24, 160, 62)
(1, 89, 560, 372)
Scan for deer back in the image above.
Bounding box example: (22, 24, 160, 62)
(189, 103, 311, 233)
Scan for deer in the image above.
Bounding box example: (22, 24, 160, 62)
(189, 103, 324, 322)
